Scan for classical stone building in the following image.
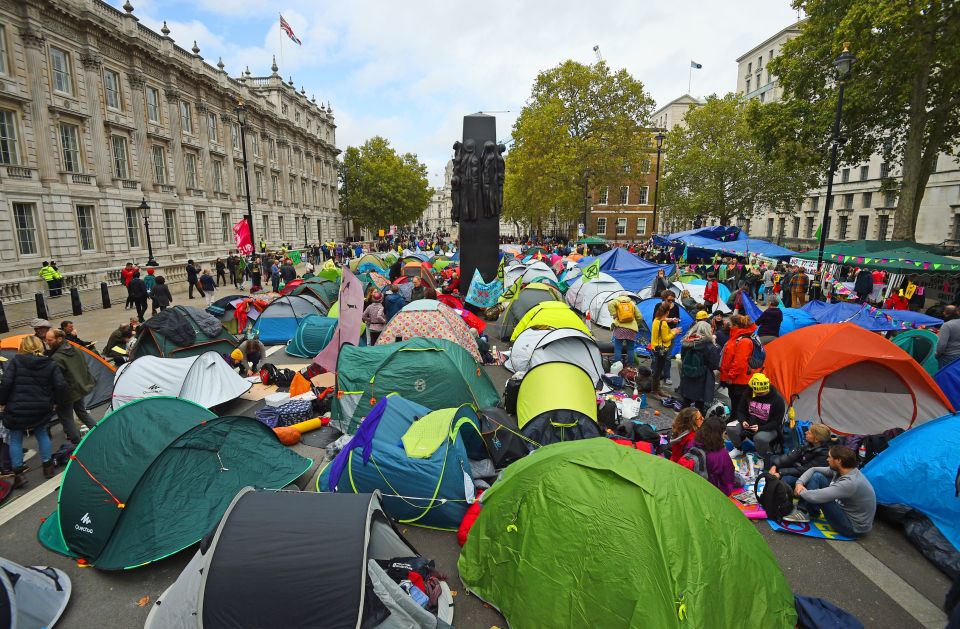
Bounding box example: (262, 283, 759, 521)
(0, 0, 343, 299)
(421, 160, 455, 237)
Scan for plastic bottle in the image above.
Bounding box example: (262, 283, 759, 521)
(639, 393, 647, 409)
(858, 443, 866, 463)
(400, 581, 429, 608)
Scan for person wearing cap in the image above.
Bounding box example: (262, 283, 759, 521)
(678, 310, 720, 413)
(31, 319, 52, 347)
(362, 291, 387, 344)
(225, 348, 245, 375)
(725, 372, 785, 458)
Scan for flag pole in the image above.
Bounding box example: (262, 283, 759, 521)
(279, 13, 284, 69)
(688, 64, 692, 94)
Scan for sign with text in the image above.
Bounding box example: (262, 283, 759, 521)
(233, 219, 253, 255)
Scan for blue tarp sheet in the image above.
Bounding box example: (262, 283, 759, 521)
(577, 248, 674, 294)
(658, 226, 796, 259)
(778, 307, 819, 336)
(801, 301, 943, 331)
(635, 297, 693, 355)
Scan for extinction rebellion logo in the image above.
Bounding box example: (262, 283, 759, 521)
(76, 513, 94, 534)
(413, 379, 427, 392)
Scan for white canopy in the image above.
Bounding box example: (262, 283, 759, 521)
(565, 273, 623, 313)
(112, 351, 252, 410)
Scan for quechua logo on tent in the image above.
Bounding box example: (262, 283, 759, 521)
(76, 512, 94, 534)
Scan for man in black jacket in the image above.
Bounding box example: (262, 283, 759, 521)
(853, 268, 874, 304)
(186, 260, 204, 299)
(128, 272, 149, 322)
(767, 423, 832, 488)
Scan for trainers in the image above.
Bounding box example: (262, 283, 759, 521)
(728, 448, 743, 459)
(782, 509, 810, 523)
(665, 378, 673, 386)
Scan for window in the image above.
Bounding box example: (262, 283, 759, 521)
(312, 185, 318, 204)
(596, 217, 607, 235)
(860, 165, 869, 181)
(880, 162, 890, 178)
(640, 159, 651, 174)
(50, 47, 73, 94)
(262, 214, 269, 238)
(231, 124, 240, 150)
(151, 145, 166, 184)
(195, 211, 206, 244)
(294, 216, 300, 241)
(301, 181, 307, 205)
(637, 186, 649, 205)
(885, 191, 897, 207)
(255, 171, 264, 198)
(235, 166, 245, 196)
(792, 217, 800, 238)
(104, 69, 121, 110)
(221, 212, 230, 242)
(857, 215, 869, 240)
(212, 160, 223, 192)
(250, 133, 259, 157)
(0, 108, 19, 164)
(0, 25, 8, 75)
(599, 186, 609, 205)
(877, 215, 890, 241)
(290, 178, 297, 202)
(111, 135, 128, 179)
(164, 209, 178, 245)
(759, 91, 765, 103)
(59, 123, 81, 173)
(146, 87, 160, 123)
(747, 62, 752, 74)
(623, 164, 631, 174)
(269, 138, 276, 160)
(616, 218, 627, 235)
(636, 217, 647, 235)
(844, 193, 854, 209)
(271, 175, 279, 201)
(185, 153, 198, 188)
(124, 207, 140, 248)
(278, 215, 285, 239)
(837, 215, 849, 240)
(745, 77, 751, 93)
(862, 191, 872, 208)
(207, 113, 219, 143)
(811, 197, 819, 212)
(12, 203, 39, 255)
(777, 217, 786, 237)
(766, 217, 774, 237)
(618, 186, 629, 205)
(75, 205, 96, 251)
(805, 216, 815, 238)
(180, 101, 193, 134)
(841, 168, 849, 183)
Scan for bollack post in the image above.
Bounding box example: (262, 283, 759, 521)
(100, 282, 112, 309)
(0, 301, 8, 334)
(35, 292, 49, 320)
(70, 287, 82, 316)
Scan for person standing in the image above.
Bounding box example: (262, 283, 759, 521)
(780, 265, 794, 308)
(703, 273, 719, 313)
(279, 258, 297, 285)
(790, 266, 809, 307)
(936, 305, 960, 369)
(650, 302, 679, 397)
(607, 294, 642, 368)
(384, 285, 406, 321)
(719, 314, 758, 425)
(853, 268, 874, 304)
(227, 254, 239, 288)
(186, 260, 204, 300)
(761, 265, 774, 302)
(151, 276, 173, 312)
(269, 259, 281, 292)
(215, 258, 227, 286)
(143, 268, 157, 314)
(0, 336, 66, 487)
(127, 271, 149, 322)
(678, 312, 720, 412)
(362, 291, 387, 344)
(45, 329, 97, 444)
(199, 269, 217, 306)
(38, 261, 62, 298)
(649, 269, 670, 298)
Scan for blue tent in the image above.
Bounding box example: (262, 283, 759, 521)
(636, 297, 693, 355)
(253, 295, 327, 344)
(800, 301, 941, 332)
(659, 226, 796, 259)
(577, 248, 674, 293)
(682, 278, 731, 303)
(934, 359, 960, 410)
(739, 291, 764, 321)
(778, 307, 818, 336)
(317, 395, 486, 530)
(879, 308, 943, 328)
(864, 413, 960, 552)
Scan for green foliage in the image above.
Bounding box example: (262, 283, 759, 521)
(503, 61, 655, 229)
(338, 137, 432, 231)
(768, 0, 960, 239)
(660, 94, 817, 227)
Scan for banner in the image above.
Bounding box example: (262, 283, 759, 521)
(789, 257, 818, 274)
(465, 269, 503, 309)
(233, 219, 253, 255)
(499, 277, 522, 303)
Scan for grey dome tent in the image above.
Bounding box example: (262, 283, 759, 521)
(0, 557, 71, 629)
(505, 328, 604, 385)
(145, 489, 454, 629)
(565, 272, 622, 313)
(587, 290, 641, 329)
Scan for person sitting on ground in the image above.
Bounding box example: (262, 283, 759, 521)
(678, 311, 721, 413)
(693, 418, 737, 495)
(783, 445, 877, 537)
(60, 320, 94, 349)
(679, 289, 698, 313)
(725, 373, 786, 458)
(755, 295, 784, 342)
(362, 291, 387, 344)
(669, 407, 703, 463)
(104, 324, 134, 365)
(608, 294, 642, 368)
(767, 423, 832, 488)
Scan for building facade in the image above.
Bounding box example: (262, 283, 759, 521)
(650, 94, 704, 133)
(736, 20, 960, 247)
(586, 143, 661, 242)
(421, 159, 455, 237)
(0, 0, 343, 293)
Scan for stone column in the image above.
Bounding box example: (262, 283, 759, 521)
(78, 52, 113, 187)
(219, 111, 237, 197)
(19, 27, 58, 183)
(195, 101, 213, 196)
(126, 72, 151, 185)
(164, 87, 186, 194)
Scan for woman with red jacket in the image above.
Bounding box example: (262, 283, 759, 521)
(703, 273, 719, 312)
(720, 315, 758, 424)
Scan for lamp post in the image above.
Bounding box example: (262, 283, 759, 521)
(815, 42, 856, 296)
(302, 213, 308, 248)
(652, 130, 666, 237)
(139, 197, 158, 266)
(234, 100, 257, 257)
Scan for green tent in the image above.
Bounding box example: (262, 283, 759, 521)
(332, 338, 500, 434)
(577, 236, 607, 245)
(37, 397, 312, 570)
(891, 328, 940, 375)
(132, 306, 239, 359)
(794, 240, 960, 273)
(459, 439, 797, 628)
(289, 277, 340, 312)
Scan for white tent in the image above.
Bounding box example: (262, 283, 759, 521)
(587, 290, 642, 328)
(565, 273, 623, 313)
(0, 556, 72, 629)
(505, 328, 604, 385)
(112, 351, 252, 409)
(637, 281, 732, 314)
(503, 260, 527, 287)
(519, 261, 559, 285)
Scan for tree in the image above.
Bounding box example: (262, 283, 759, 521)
(503, 61, 655, 232)
(768, 0, 960, 240)
(660, 94, 817, 227)
(338, 136, 432, 231)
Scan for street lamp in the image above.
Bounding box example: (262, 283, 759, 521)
(815, 42, 856, 296)
(234, 99, 257, 257)
(302, 212, 308, 248)
(652, 130, 666, 237)
(139, 197, 158, 267)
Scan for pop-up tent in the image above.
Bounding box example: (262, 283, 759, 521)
(288, 277, 339, 312)
(506, 328, 603, 385)
(37, 397, 312, 570)
(765, 323, 953, 435)
(587, 290, 642, 329)
(459, 439, 797, 628)
(517, 362, 600, 445)
(934, 358, 960, 410)
(285, 314, 365, 358)
(509, 302, 590, 342)
(112, 351, 251, 409)
(146, 489, 453, 629)
(376, 300, 481, 362)
(891, 329, 940, 375)
(332, 338, 499, 434)
(133, 306, 239, 360)
(0, 556, 72, 629)
(499, 283, 565, 341)
(320, 396, 487, 530)
(253, 295, 327, 344)
(565, 272, 623, 313)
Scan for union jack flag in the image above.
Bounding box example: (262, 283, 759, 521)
(279, 15, 302, 45)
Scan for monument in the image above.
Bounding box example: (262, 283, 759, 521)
(452, 114, 503, 299)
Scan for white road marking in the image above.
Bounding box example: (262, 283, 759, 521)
(0, 474, 63, 527)
(266, 345, 284, 357)
(829, 540, 947, 628)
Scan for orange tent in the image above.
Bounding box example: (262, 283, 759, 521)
(764, 323, 952, 435)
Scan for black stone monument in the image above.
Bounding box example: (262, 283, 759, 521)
(453, 114, 503, 297)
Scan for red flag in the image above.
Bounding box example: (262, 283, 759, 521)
(279, 15, 302, 45)
(233, 219, 253, 255)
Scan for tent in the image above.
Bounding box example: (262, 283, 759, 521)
(146, 488, 453, 629)
(0, 334, 116, 409)
(801, 300, 943, 331)
(764, 323, 953, 435)
(319, 396, 487, 530)
(288, 277, 340, 312)
(565, 272, 623, 313)
(376, 300, 481, 362)
(132, 306, 239, 360)
(206, 294, 247, 334)
(252, 295, 327, 344)
(509, 301, 590, 342)
(505, 328, 604, 385)
(518, 261, 559, 286)
(587, 290, 642, 329)
(459, 439, 797, 629)
(793, 239, 960, 274)
(499, 283, 564, 341)
(401, 261, 437, 288)
(0, 556, 72, 629)
(778, 307, 819, 337)
(891, 329, 940, 375)
(662, 225, 796, 259)
(285, 314, 363, 358)
(517, 362, 600, 445)
(635, 297, 694, 355)
(37, 397, 312, 570)
(112, 351, 251, 409)
(332, 338, 500, 434)
(576, 248, 673, 293)
(934, 359, 960, 410)
(349, 252, 389, 271)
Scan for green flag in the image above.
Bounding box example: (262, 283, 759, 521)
(582, 258, 601, 283)
(813, 225, 822, 240)
(499, 277, 522, 302)
(496, 256, 505, 283)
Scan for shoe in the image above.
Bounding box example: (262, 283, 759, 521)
(782, 509, 810, 523)
(665, 378, 673, 386)
(42, 460, 55, 479)
(12, 466, 28, 489)
(728, 448, 743, 458)
(79, 425, 90, 435)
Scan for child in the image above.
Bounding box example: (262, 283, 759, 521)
(693, 418, 737, 495)
(669, 407, 703, 463)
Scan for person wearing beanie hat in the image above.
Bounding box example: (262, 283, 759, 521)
(362, 291, 387, 344)
(725, 372, 786, 458)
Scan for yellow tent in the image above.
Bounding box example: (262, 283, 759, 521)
(510, 302, 590, 342)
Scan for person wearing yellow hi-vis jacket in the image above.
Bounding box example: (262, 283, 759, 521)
(38, 261, 63, 297)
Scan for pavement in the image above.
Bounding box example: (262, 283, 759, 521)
(0, 306, 953, 628)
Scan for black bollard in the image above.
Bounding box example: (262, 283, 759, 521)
(35, 292, 49, 320)
(70, 287, 82, 316)
(101, 282, 112, 309)
(0, 301, 8, 333)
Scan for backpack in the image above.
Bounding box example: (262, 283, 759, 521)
(616, 300, 635, 323)
(501, 374, 522, 415)
(681, 348, 707, 378)
(742, 334, 766, 370)
(754, 472, 795, 521)
(859, 428, 904, 467)
(680, 446, 709, 479)
(597, 400, 620, 432)
(260, 363, 297, 388)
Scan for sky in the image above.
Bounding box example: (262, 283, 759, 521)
(109, 0, 802, 187)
